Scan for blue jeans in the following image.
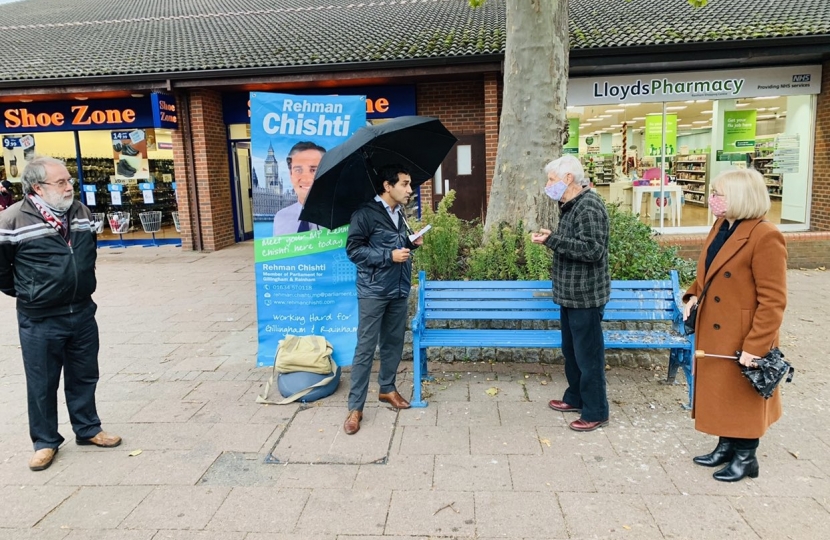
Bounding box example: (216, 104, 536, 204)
(348, 296, 408, 411)
(18, 302, 102, 450)
(560, 305, 609, 422)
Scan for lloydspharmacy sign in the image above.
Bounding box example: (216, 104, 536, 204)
(569, 65, 821, 106)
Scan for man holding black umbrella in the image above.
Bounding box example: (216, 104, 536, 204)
(343, 165, 423, 435)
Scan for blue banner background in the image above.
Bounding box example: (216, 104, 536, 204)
(251, 92, 366, 367)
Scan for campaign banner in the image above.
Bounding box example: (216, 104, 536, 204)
(723, 110, 757, 153)
(645, 114, 677, 156)
(250, 92, 366, 368)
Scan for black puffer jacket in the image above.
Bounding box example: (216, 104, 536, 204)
(347, 200, 417, 299)
(0, 198, 97, 317)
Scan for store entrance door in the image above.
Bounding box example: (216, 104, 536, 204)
(231, 141, 254, 241)
(433, 134, 486, 222)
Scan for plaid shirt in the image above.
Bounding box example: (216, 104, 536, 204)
(543, 189, 610, 308)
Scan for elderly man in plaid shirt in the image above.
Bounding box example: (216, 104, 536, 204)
(532, 155, 611, 432)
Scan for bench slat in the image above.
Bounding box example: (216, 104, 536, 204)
(425, 310, 675, 321)
(424, 279, 672, 291)
(425, 289, 675, 300)
(418, 329, 690, 348)
(425, 299, 675, 311)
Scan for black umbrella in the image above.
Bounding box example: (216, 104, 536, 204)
(695, 347, 794, 399)
(299, 116, 457, 230)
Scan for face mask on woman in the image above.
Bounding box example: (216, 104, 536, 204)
(708, 192, 727, 218)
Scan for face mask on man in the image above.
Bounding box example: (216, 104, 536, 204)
(708, 193, 727, 218)
(545, 180, 568, 201)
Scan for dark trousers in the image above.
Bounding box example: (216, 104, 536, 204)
(348, 296, 408, 411)
(560, 305, 609, 422)
(723, 437, 760, 450)
(18, 302, 102, 450)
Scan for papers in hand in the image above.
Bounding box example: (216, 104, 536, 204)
(408, 224, 432, 242)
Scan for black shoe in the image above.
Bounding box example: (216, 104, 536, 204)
(121, 142, 139, 156)
(693, 437, 734, 467)
(117, 159, 136, 177)
(113, 142, 123, 153)
(713, 448, 759, 482)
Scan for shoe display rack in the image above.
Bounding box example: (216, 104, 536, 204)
(139, 211, 163, 246)
(63, 157, 179, 232)
(107, 211, 130, 247)
(90, 212, 106, 234)
(172, 211, 181, 232)
(673, 154, 709, 206)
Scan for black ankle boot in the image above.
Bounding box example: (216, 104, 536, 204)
(713, 448, 759, 482)
(693, 438, 734, 467)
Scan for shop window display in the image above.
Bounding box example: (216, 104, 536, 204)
(566, 94, 812, 230)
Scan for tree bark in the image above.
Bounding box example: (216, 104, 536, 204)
(484, 0, 569, 236)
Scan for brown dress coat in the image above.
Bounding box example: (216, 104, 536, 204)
(683, 218, 787, 439)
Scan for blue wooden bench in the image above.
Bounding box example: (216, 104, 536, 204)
(410, 270, 694, 408)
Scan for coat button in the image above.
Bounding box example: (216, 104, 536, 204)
(714, 324, 721, 330)
(724, 271, 732, 278)
(714, 296, 721, 302)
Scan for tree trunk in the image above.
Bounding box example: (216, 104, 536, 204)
(484, 0, 569, 236)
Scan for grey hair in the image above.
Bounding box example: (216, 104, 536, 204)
(543, 155, 588, 187)
(21, 156, 66, 194)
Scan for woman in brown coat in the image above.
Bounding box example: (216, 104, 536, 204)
(682, 168, 787, 482)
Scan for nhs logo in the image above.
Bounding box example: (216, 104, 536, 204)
(792, 74, 811, 83)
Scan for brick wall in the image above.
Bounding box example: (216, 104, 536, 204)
(484, 72, 500, 207)
(183, 90, 235, 251)
(170, 95, 192, 250)
(659, 231, 830, 269)
(811, 59, 830, 231)
(416, 79, 487, 212)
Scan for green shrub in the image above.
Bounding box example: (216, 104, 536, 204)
(412, 195, 696, 285)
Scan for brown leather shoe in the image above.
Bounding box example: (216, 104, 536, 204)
(569, 418, 609, 432)
(378, 390, 411, 409)
(344, 410, 362, 435)
(76, 431, 122, 448)
(548, 399, 581, 413)
(29, 447, 58, 471)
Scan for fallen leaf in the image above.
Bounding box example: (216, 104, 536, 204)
(623, 525, 631, 530)
(485, 387, 499, 396)
(128, 449, 142, 457)
(539, 437, 551, 447)
(540, 380, 548, 386)
(787, 450, 800, 459)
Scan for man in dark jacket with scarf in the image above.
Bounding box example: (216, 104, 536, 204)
(0, 157, 121, 472)
(532, 155, 611, 432)
(343, 165, 422, 435)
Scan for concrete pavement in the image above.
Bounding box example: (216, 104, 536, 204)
(1, 242, 828, 539)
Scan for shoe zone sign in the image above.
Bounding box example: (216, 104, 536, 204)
(1, 93, 178, 133)
(250, 92, 366, 367)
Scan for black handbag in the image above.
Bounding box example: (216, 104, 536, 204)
(737, 347, 794, 399)
(684, 278, 712, 335)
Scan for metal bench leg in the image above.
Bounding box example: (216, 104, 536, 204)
(410, 344, 428, 408)
(420, 349, 434, 382)
(661, 349, 682, 385)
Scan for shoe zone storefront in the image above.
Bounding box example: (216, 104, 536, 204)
(566, 65, 822, 233)
(221, 85, 416, 241)
(0, 93, 181, 247)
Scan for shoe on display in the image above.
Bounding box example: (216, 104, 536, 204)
(121, 142, 139, 156)
(113, 142, 123, 153)
(117, 159, 136, 177)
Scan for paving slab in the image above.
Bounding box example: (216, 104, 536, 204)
(559, 492, 663, 539)
(474, 491, 567, 538)
(642, 494, 759, 539)
(206, 487, 310, 533)
(293, 488, 391, 536)
(508, 454, 596, 492)
(119, 486, 231, 530)
(433, 454, 513, 491)
(352, 454, 434, 491)
(38, 486, 153, 529)
(385, 490, 475, 537)
(0, 485, 76, 528)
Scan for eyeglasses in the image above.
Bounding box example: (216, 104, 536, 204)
(40, 178, 75, 188)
